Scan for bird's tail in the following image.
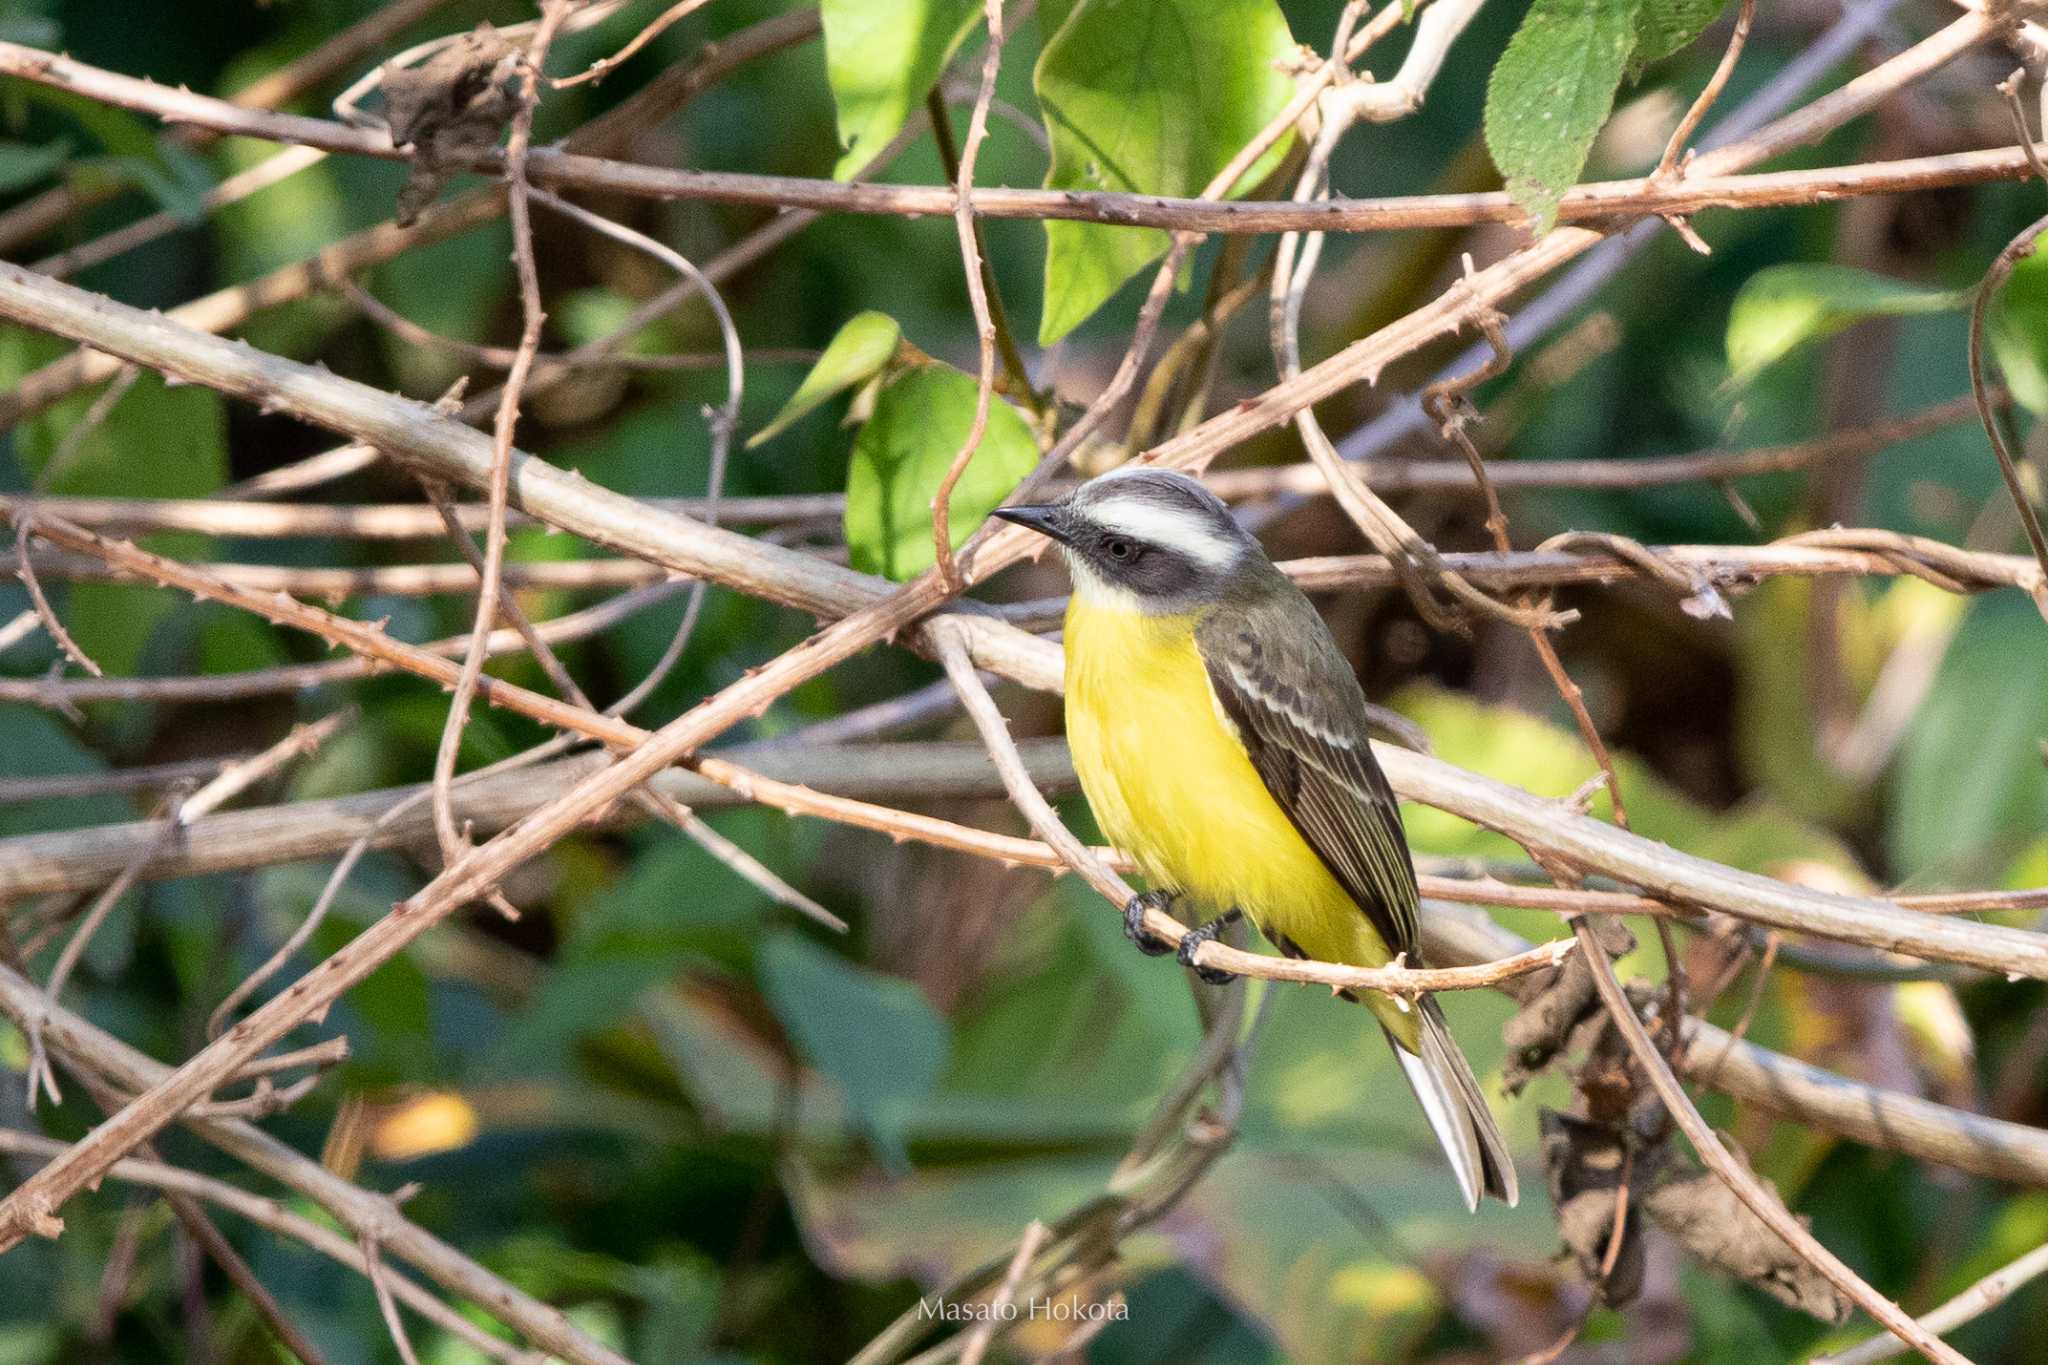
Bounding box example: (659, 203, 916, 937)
(1384, 996, 1518, 1211)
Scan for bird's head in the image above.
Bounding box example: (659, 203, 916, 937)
(993, 467, 1262, 612)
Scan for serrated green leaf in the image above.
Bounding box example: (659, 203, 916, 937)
(757, 933, 949, 1172)
(1725, 263, 1964, 385)
(820, 0, 981, 179)
(1988, 231, 2048, 413)
(1034, 0, 1297, 344)
(843, 364, 1037, 580)
(1629, 0, 1728, 78)
(1484, 0, 1644, 234)
(748, 310, 901, 448)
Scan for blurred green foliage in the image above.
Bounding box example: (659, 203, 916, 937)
(1, 0, 2047, 1362)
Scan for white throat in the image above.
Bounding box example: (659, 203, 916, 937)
(1060, 549, 1144, 614)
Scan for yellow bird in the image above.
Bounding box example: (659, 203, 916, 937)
(995, 468, 1516, 1210)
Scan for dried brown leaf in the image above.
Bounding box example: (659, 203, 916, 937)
(1642, 1148, 1853, 1324)
(1503, 918, 1637, 1095)
(382, 24, 523, 226)
(1540, 1108, 1646, 1306)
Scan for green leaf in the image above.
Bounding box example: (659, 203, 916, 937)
(1629, 0, 1728, 78)
(756, 933, 949, 1171)
(1484, 0, 1644, 234)
(1034, 0, 1297, 344)
(0, 709, 121, 841)
(1988, 231, 2048, 413)
(2, 330, 227, 676)
(747, 310, 901, 448)
(820, 0, 981, 179)
(1725, 264, 1965, 385)
(0, 138, 69, 193)
(88, 143, 217, 225)
(1892, 596, 2048, 877)
(843, 364, 1037, 580)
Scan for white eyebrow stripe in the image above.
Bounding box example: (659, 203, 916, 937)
(1087, 496, 1239, 569)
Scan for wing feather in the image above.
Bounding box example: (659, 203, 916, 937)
(1197, 602, 1420, 957)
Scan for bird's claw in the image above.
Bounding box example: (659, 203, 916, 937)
(1177, 909, 1244, 986)
(1123, 890, 1176, 956)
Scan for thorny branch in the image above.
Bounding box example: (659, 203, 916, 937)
(1, 0, 2045, 1354)
(428, 2, 571, 897)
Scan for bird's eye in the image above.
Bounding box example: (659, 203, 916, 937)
(1104, 537, 1136, 561)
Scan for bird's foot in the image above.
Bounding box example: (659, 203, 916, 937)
(1123, 889, 1178, 957)
(1177, 908, 1245, 985)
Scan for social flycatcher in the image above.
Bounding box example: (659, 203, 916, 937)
(994, 468, 1517, 1210)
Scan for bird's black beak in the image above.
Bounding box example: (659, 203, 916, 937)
(991, 503, 1070, 545)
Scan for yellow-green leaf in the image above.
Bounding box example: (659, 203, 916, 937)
(748, 311, 902, 449)
(820, 0, 981, 179)
(1033, 0, 1296, 344)
(1988, 231, 2048, 413)
(1725, 263, 1964, 386)
(843, 365, 1037, 580)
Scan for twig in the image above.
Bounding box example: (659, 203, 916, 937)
(924, 83, 1034, 409)
(1419, 307, 1693, 1056)
(226, 1037, 351, 1083)
(0, 0, 460, 256)
(1322, 0, 1485, 124)
(430, 3, 572, 886)
(362, 1222, 425, 1365)
(35, 146, 330, 281)
(1272, 4, 1557, 630)
(338, 275, 795, 370)
(0, 1127, 539, 1363)
(0, 754, 248, 805)
(23, 801, 185, 1108)
(8, 15, 2036, 241)
(639, 789, 846, 931)
(1965, 79, 2048, 613)
(37, 364, 140, 486)
(12, 517, 102, 676)
(930, 0, 1012, 592)
(958, 1221, 1050, 1365)
(68, 1059, 337, 1365)
(184, 711, 355, 817)
(0, 962, 611, 1364)
(516, 181, 752, 741)
(552, 0, 714, 88)
(25, 713, 349, 1108)
(0, 579, 691, 708)
(1818, 1238, 2048, 1365)
(0, 390, 1998, 541)
(1655, 0, 1757, 180)
(0, 607, 39, 653)
(1572, 920, 1967, 1364)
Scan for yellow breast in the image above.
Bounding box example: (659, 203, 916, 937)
(1062, 594, 1388, 973)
